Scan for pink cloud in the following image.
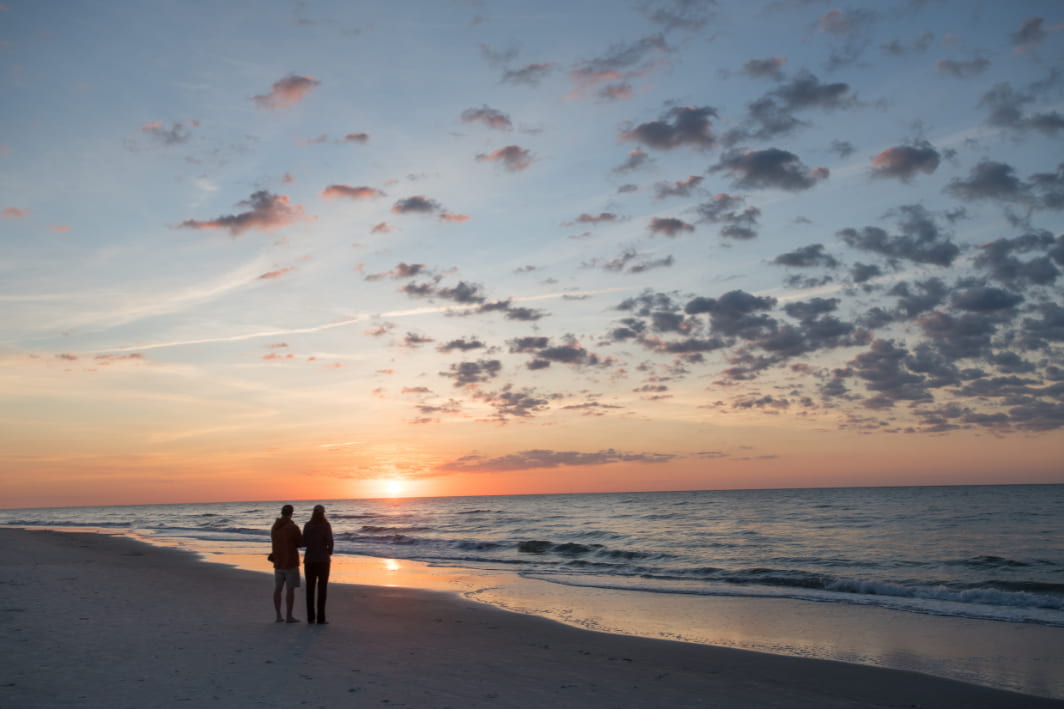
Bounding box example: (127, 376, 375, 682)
(371, 221, 395, 234)
(50, 225, 71, 232)
(252, 74, 321, 110)
(2, 206, 29, 218)
(440, 211, 471, 223)
(322, 184, 384, 200)
(179, 191, 311, 235)
(257, 267, 295, 280)
(475, 145, 533, 171)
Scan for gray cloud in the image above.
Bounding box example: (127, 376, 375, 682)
(712, 148, 829, 191)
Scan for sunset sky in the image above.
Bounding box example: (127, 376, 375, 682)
(2, 1, 1063, 508)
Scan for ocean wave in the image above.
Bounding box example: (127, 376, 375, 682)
(359, 525, 432, 533)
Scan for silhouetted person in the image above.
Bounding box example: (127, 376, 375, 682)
(302, 504, 334, 624)
(271, 504, 303, 622)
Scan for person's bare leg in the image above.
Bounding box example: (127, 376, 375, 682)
(273, 584, 284, 622)
(285, 587, 298, 622)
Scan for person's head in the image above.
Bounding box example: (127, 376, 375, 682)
(281, 504, 294, 518)
(311, 504, 326, 523)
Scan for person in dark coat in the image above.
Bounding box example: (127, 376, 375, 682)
(271, 504, 303, 623)
(302, 504, 334, 624)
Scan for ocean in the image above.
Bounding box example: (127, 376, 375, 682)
(3, 484, 1062, 627)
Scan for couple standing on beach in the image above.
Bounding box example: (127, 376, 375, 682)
(271, 503, 333, 624)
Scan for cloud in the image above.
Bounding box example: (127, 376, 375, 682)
(438, 448, 675, 472)
(570, 34, 670, 96)
(685, 289, 777, 337)
(640, 0, 716, 32)
(502, 62, 555, 86)
(141, 120, 194, 145)
(773, 243, 839, 268)
(711, 148, 829, 191)
(937, 57, 990, 78)
(472, 385, 552, 420)
(392, 195, 441, 214)
(869, 141, 940, 181)
(437, 338, 486, 353)
(257, 267, 295, 280)
(440, 359, 503, 386)
(597, 83, 634, 102)
(979, 82, 1064, 137)
(322, 184, 384, 200)
(252, 74, 320, 110)
(972, 231, 1062, 287)
(654, 175, 703, 199)
(2, 206, 29, 218)
(342, 132, 369, 144)
(612, 148, 652, 173)
(945, 161, 1029, 203)
(696, 193, 761, 240)
(830, 140, 856, 158)
(370, 222, 395, 234)
(476, 145, 533, 171)
(439, 211, 471, 223)
(648, 217, 694, 237)
(567, 212, 619, 226)
(461, 106, 512, 130)
(838, 205, 960, 267)
(178, 191, 311, 235)
(622, 105, 718, 150)
(1012, 17, 1048, 52)
(743, 57, 788, 80)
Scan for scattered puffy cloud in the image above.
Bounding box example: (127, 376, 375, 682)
(252, 74, 320, 110)
(178, 191, 311, 235)
(141, 120, 195, 145)
(869, 141, 940, 181)
(622, 105, 718, 150)
(439, 448, 676, 472)
(322, 184, 384, 200)
(648, 216, 694, 237)
(502, 62, 555, 86)
(570, 33, 671, 97)
(937, 57, 990, 78)
(461, 106, 513, 130)
(2, 206, 29, 218)
(476, 145, 533, 171)
(711, 148, 829, 191)
(838, 205, 960, 267)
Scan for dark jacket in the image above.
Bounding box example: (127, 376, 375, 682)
(271, 517, 303, 569)
(302, 519, 334, 564)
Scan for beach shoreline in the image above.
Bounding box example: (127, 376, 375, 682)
(1, 528, 1061, 708)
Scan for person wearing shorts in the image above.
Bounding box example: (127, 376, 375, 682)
(271, 504, 304, 622)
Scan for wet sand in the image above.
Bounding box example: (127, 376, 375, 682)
(1, 528, 1060, 708)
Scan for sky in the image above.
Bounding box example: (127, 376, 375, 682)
(2, 0, 1063, 508)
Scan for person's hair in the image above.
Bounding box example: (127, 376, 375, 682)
(310, 505, 326, 523)
(281, 504, 294, 517)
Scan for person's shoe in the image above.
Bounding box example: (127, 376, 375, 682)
(317, 619, 328, 625)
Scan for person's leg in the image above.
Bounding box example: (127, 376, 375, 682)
(285, 585, 297, 621)
(273, 571, 285, 622)
(305, 564, 318, 623)
(317, 563, 330, 624)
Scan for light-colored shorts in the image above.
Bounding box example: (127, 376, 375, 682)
(274, 567, 300, 590)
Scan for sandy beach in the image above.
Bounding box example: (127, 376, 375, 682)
(1, 528, 1060, 709)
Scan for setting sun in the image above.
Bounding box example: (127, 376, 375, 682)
(384, 480, 405, 498)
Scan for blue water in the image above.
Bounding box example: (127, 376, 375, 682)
(3, 485, 1063, 627)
